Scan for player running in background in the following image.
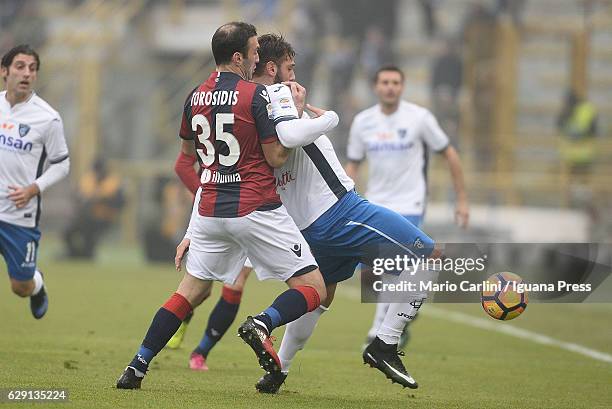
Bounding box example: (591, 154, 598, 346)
(345, 65, 469, 349)
(0, 45, 70, 319)
(177, 34, 444, 393)
(116, 22, 339, 390)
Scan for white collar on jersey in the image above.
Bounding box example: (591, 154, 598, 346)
(1, 90, 36, 111)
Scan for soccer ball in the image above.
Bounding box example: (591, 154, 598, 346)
(481, 272, 528, 321)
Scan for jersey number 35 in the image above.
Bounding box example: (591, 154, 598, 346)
(192, 113, 240, 167)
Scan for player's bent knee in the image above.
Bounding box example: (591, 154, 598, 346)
(228, 267, 252, 291)
(322, 283, 337, 307)
(201, 285, 212, 302)
(177, 272, 212, 307)
(11, 280, 33, 297)
(288, 268, 327, 304)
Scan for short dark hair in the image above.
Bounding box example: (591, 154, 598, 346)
(1, 44, 40, 71)
(253, 33, 296, 76)
(211, 22, 258, 65)
(373, 65, 404, 84)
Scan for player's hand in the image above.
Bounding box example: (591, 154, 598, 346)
(175, 238, 190, 271)
(282, 81, 306, 117)
(305, 104, 327, 118)
(8, 184, 40, 209)
(455, 199, 469, 228)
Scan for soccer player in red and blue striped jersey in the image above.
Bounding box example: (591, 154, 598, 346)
(116, 22, 337, 390)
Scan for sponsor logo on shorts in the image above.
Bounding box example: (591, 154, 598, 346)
(290, 244, 302, 257)
(413, 237, 424, 249)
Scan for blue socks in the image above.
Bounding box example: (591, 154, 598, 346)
(129, 293, 192, 375)
(254, 286, 320, 334)
(193, 286, 242, 357)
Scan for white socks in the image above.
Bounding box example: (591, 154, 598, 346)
(376, 297, 425, 345)
(32, 270, 44, 296)
(375, 268, 436, 345)
(367, 301, 390, 340)
(278, 305, 328, 373)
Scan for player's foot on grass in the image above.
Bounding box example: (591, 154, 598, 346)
(237, 316, 281, 372)
(189, 352, 209, 371)
(166, 320, 189, 349)
(30, 285, 48, 319)
(363, 337, 418, 389)
(116, 367, 143, 389)
(255, 370, 287, 394)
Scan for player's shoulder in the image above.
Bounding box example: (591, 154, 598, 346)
(399, 100, 432, 119)
(30, 93, 61, 121)
(353, 104, 379, 124)
(235, 77, 263, 92)
(237, 80, 269, 105)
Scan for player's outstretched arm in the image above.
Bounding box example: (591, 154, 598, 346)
(268, 83, 339, 148)
(275, 109, 339, 148)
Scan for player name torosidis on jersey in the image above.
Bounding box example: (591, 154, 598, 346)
(190, 90, 240, 106)
(0, 389, 69, 402)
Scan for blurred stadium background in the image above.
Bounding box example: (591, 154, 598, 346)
(2, 0, 612, 252)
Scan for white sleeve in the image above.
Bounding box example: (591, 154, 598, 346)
(266, 84, 299, 125)
(265, 83, 339, 148)
(346, 115, 366, 161)
(421, 110, 450, 152)
(35, 117, 70, 192)
(276, 111, 339, 148)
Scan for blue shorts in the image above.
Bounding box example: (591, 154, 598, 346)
(403, 214, 423, 228)
(301, 191, 434, 285)
(0, 220, 41, 281)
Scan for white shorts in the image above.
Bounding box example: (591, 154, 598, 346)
(185, 205, 317, 285)
(244, 258, 253, 269)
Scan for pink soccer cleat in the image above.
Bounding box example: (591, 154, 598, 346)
(189, 352, 209, 371)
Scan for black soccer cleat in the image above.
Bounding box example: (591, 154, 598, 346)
(255, 371, 288, 394)
(238, 316, 281, 373)
(116, 367, 143, 389)
(30, 285, 48, 319)
(362, 337, 418, 389)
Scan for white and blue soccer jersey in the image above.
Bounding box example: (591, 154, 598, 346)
(265, 85, 434, 285)
(266, 84, 354, 230)
(347, 101, 450, 216)
(0, 91, 69, 228)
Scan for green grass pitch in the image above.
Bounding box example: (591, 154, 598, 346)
(1, 248, 611, 408)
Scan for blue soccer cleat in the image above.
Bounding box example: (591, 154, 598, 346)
(30, 284, 48, 319)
